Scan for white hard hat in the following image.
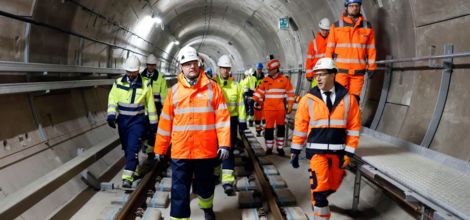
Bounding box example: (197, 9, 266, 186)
(146, 54, 157, 64)
(123, 55, 141, 72)
(313, 58, 337, 72)
(244, 68, 254, 76)
(177, 46, 199, 64)
(217, 55, 232, 68)
(319, 18, 331, 30)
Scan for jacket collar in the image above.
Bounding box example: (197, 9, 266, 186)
(141, 68, 159, 81)
(177, 69, 210, 88)
(309, 82, 349, 110)
(121, 74, 143, 88)
(317, 32, 328, 40)
(341, 14, 364, 27)
(268, 72, 281, 79)
(215, 75, 233, 87)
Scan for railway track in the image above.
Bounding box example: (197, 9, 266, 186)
(112, 129, 307, 220)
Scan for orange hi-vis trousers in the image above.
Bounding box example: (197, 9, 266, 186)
(309, 154, 345, 208)
(264, 110, 285, 149)
(335, 73, 364, 98)
(254, 107, 264, 132)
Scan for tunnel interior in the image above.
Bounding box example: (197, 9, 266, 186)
(0, 0, 470, 219)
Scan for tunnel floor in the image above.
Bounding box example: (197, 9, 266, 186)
(71, 127, 418, 220)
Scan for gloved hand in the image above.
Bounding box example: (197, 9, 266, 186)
(149, 124, 158, 134)
(287, 105, 293, 114)
(217, 147, 230, 160)
(107, 115, 116, 128)
(107, 120, 116, 129)
(254, 102, 262, 110)
(341, 155, 351, 169)
(152, 153, 165, 162)
(239, 122, 247, 132)
(290, 153, 300, 168)
(143, 142, 154, 154)
(368, 70, 376, 79)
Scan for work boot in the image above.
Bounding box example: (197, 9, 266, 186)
(256, 131, 262, 137)
(203, 208, 216, 220)
(265, 148, 273, 155)
(277, 148, 285, 156)
(122, 179, 133, 188)
(223, 183, 235, 196)
(249, 120, 254, 127)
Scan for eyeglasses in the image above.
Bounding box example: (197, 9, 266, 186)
(314, 72, 333, 78)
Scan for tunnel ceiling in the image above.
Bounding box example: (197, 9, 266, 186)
(160, 1, 285, 71)
(144, 0, 317, 71)
(3, 0, 470, 161)
(20, 0, 344, 70)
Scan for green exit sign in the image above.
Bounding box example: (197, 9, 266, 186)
(279, 17, 289, 30)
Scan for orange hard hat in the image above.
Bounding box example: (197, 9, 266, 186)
(267, 59, 281, 71)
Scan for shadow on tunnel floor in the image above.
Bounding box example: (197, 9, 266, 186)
(330, 205, 382, 220)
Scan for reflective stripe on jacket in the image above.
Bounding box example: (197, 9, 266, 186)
(154, 70, 231, 159)
(291, 83, 361, 155)
(253, 73, 294, 111)
(306, 33, 328, 79)
(216, 76, 247, 122)
(107, 75, 157, 124)
(325, 15, 376, 75)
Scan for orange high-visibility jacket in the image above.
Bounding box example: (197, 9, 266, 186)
(325, 15, 376, 75)
(154, 70, 231, 159)
(291, 83, 361, 157)
(253, 73, 294, 111)
(305, 33, 328, 79)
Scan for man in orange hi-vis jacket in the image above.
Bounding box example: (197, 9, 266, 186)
(326, 0, 376, 102)
(154, 46, 231, 220)
(253, 59, 295, 156)
(290, 58, 361, 220)
(306, 17, 330, 88)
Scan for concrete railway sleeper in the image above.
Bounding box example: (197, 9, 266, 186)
(240, 130, 309, 220)
(112, 158, 170, 220)
(103, 128, 308, 220)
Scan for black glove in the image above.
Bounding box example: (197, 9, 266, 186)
(155, 153, 165, 161)
(149, 124, 158, 134)
(107, 115, 116, 128)
(290, 153, 300, 168)
(107, 120, 116, 128)
(368, 70, 376, 79)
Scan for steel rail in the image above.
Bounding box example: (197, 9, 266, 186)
(240, 132, 285, 220)
(115, 159, 168, 220)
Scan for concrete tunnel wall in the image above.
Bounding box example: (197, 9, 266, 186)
(0, 0, 470, 218)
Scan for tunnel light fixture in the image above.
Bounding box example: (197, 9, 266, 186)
(173, 40, 180, 45)
(152, 16, 162, 25)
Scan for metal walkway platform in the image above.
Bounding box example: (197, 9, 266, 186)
(356, 128, 470, 219)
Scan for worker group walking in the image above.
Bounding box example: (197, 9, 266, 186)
(106, 0, 374, 219)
